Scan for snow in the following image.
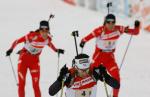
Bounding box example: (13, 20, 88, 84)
(0, 0, 150, 97)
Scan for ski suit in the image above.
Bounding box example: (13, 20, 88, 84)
(65, 68, 97, 97)
(49, 66, 120, 97)
(9, 31, 57, 97)
(81, 25, 140, 97)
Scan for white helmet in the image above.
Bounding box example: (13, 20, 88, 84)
(73, 54, 90, 70)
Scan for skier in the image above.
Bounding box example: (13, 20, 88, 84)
(49, 53, 120, 97)
(6, 20, 64, 97)
(79, 14, 140, 97)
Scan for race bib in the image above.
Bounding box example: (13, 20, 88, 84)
(96, 39, 117, 51)
(103, 40, 116, 49)
(25, 43, 42, 54)
(65, 85, 97, 97)
(75, 88, 92, 97)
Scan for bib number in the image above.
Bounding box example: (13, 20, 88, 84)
(28, 46, 41, 54)
(104, 40, 116, 49)
(96, 38, 117, 51)
(76, 88, 92, 97)
(25, 43, 42, 54)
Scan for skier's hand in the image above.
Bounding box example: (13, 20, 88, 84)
(57, 65, 69, 82)
(50, 14, 55, 18)
(93, 65, 107, 81)
(80, 41, 85, 48)
(134, 20, 140, 28)
(93, 67, 102, 81)
(6, 49, 13, 56)
(124, 26, 129, 33)
(99, 65, 107, 75)
(57, 49, 64, 54)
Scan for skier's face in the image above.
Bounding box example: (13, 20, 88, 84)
(76, 67, 90, 78)
(40, 28, 49, 39)
(105, 20, 115, 30)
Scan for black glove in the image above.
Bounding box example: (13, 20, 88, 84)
(6, 49, 13, 56)
(93, 67, 102, 81)
(134, 20, 140, 28)
(124, 26, 129, 33)
(57, 65, 69, 82)
(93, 65, 107, 81)
(50, 14, 55, 18)
(80, 41, 85, 48)
(57, 49, 64, 54)
(99, 65, 107, 75)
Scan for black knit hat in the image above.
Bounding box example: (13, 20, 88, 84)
(39, 20, 49, 30)
(105, 14, 116, 22)
(73, 53, 90, 69)
(75, 53, 89, 59)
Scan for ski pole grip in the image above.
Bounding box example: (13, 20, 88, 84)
(107, 2, 112, 8)
(50, 14, 55, 18)
(57, 49, 65, 55)
(71, 30, 79, 37)
(48, 14, 55, 21)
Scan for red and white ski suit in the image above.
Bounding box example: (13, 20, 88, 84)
(65, 68, 97, 97)
(9, 31, 57, 97)
(81, 25, 140, 97)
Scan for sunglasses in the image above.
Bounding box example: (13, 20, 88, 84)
(106, 21, 115, 24)
(40, 28, 49, 32)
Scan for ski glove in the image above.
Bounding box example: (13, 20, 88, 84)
(93, 65, 107, 81)
(6, 49, 13, 56)
(134, 20, 140, 28)
(57, 49, 64, 54)
(57, 65, 70, 82)
(80, 41, 85, 48)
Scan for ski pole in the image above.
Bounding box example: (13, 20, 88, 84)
(56, 50, 65, 77)
(60, 80, 65, 97)
(56, 51, 65, 97)
(60, 73, 69, 97)
(8, 56, 18, 86)
(107, 2, 112, 14)
(47, 14, 55, 36)
(109, 35, 133, 97)
(56, 53, 61, 97)
(102, 75, 109, 97)
(57, 53, 60, 77)
(48, 14, 55, 22)
(71, 30, 79, 56)
(119, 35, 133, 70)
(81, 48, 84, 54)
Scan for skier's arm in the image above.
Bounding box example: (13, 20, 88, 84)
(119, 20, 140, 35)
(49, 74, 72, 96)
(49, 79, 64, 96)
(49, 65, 72, 96)
(124, 27, 140, 35)
(6, 32, 34, 56)
(9, 32, 35, 49)
(47, 37, 57, 52)
(80, 26, 103, 48)
(92, 65, 120, 89)
(9, 36, 26, 50)
(81, 26, 103, 42)
(103, 73, 120, 89)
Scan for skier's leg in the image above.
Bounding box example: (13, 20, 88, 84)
(30, 63, 41, 97)
(91, 47, 101, 68)
(104, 55, 120, 97)
(108, 64, 120, 97)
(18, 61, 27, 97)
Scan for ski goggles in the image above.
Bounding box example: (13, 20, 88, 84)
(75, 58, 90, 69)
(106, 19, 115, 24)
(41, 28, 49, 31)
